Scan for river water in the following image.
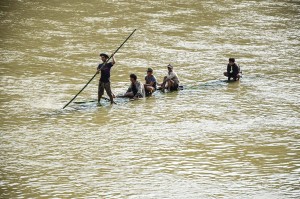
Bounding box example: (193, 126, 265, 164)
(1, 0, 299, 198)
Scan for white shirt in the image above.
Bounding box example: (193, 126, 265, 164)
(166, 71, 179, 84)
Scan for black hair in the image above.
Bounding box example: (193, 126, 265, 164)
(100, 53, 109, 59)
(130, 74, 137, 81)
(229, 58, 235, 62)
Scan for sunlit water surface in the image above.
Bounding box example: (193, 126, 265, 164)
(0, 0, 299, 198)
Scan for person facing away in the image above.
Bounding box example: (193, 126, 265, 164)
(144, 68, 157, 96)
(160, 64, 180, 91)
(96, 53, 116, 104)
(124, 74, 145, 99)
(223, 58, 241, 81)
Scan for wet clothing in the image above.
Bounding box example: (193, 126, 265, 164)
(127, 81, 145, 98)
(169, 83, 179, 91)
(145, 75, 157, 90)
(98, 82, 112, 96)
(227, 63, 240, 79)
(97, 62, 114, 83)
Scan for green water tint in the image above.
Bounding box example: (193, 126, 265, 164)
(1, 0, 299, 198)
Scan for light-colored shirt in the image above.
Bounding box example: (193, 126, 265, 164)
(166, 71, 179, 84)
(127, 81, 145, 98)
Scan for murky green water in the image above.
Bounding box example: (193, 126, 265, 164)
(1, 0, 299, 198)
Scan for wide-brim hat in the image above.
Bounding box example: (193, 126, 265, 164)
(100, 53, 109, 58)
(147, 68, 153, 72)
(167, 64, 173, 69)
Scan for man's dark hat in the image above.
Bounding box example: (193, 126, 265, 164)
(167, 64, 173, 69)
(147, 68, 153, 72)
(100, 53, 109, 58)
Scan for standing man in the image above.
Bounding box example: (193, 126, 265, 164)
(160, 64, 180, 91)
(96, 53, 116, 105)
(224, 58, 241, 81)
(124, 74, 145, 99)
(144, 68, 157, 96)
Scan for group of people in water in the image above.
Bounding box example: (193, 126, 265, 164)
(96, 53, 241, 105)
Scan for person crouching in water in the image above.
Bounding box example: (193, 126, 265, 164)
(96, 53, 116, 105)
(144, 68, 157, 96)
(160, 64, 180, 91)
(124, 74, 145, 100)
(224, 58, 241, 81)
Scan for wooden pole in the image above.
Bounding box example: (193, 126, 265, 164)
(63, 29, 137, 109)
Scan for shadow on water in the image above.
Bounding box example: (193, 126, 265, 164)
(198, 79, 228, 89)
(41, 75, 266, 119)
(1, 0, 299, 197)
(41, 75, 263, 118)
(185, 78, 241, 91)
(196, 74, 266, 89)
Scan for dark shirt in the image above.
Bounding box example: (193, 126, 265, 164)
(227, 63, 240, 76)
(131, 83, 138, 95)
(97, 62, 114, 83)
(145, 75, 157, 89)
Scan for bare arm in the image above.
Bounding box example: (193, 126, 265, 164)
(144, 81, 154, 86)
(111, 54, 116, 65)
(162, 72, 174, 84)
(227, 64, 231, 74)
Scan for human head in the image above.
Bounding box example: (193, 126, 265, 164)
(130, 73, 137, 83)
(147, 68, 153, 75)
(229, 58, 235, 66)
(167, 64, 173, 72)
(100, 53, 109, 62)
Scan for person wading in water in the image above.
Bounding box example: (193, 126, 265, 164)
(223, 58, 242, 81)
(96, 53, 116, 105)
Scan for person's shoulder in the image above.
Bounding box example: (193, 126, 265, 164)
(97, 63, 103, 68)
